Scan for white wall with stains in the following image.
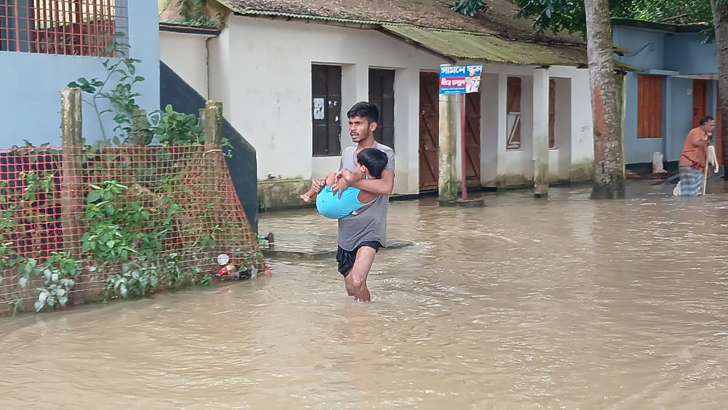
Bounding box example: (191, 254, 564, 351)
(480, 64, 593, 185)
(209, 17, 445, 194)
(165, 16, 596, 194)
(160, 31, 210, 98)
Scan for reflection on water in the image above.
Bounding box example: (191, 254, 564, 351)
(2, 181, 728, 409)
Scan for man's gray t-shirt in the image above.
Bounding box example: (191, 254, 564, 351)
(337, 142, 395, 251)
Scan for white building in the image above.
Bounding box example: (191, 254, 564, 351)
(159, 0, 598, 207)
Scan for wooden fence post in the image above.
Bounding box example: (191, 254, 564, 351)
(61, 88, 84, 257)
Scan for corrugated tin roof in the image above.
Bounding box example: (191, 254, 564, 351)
(213, 0, 635, 70)
(224, 6, 384, 27)
(611, 18, 708, 33)
(216, 0, 581, 43)
(382, 25, 587, 67)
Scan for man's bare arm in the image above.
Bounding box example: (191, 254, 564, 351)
(694, 139, 711, 147)
(347, 169, 394, 195)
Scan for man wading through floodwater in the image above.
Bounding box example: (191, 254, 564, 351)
(309, 102, 395, 301)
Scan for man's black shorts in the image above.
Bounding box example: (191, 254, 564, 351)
(336, 241, 381, 277)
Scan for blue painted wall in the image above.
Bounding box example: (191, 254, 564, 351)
(0, 1, 159, 148)
(665, 32, 718, 75)
(613, 27, 666, 70)
(614, 25, 718, 164)
(623, 73, 662, 164)
(666, 78, 693, 162)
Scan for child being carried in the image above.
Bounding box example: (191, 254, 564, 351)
(301, 148, 388, 219)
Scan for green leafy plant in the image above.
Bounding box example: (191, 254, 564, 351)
(82, 181, 136, 263)
(81, 181, 167, 264)
(152, 105, 204, 146)
(150, 105, 233, 156)
(19, 171, 55, 201)
(451, 0, 488, 17)
(33, 252, 79, 312)
(68, 34, 144, 145)
(69, 49, 233, 155)
(160, 252, 204, 289)
(106, 260, 159, 299)
(176, 0, 215, 26)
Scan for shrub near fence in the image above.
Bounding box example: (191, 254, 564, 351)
(0, 95, 269, 315)
(0, 143, 269, 315)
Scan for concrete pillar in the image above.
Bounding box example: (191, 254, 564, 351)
(495, 73, 509, 181)
(202, 100, 223, 147)
(393, 68, 420, 194)
(129, 109, 150, 146)
(532, 68, 550, 197)
(438, 93, 458, 201)
(480, 73, 502, 186)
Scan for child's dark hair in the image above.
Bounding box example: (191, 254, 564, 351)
(357, 148, 388, 179)
(347, 101, 379, 125)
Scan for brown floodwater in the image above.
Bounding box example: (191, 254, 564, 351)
(2, 180, 728, 409)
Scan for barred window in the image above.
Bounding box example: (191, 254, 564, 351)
(0, 0, 127, 56)
(311, 64, 342, 157)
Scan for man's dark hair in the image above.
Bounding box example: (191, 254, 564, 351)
(700, 115, 714, 125)
(347, 101, 379, 125)
(357, 148, 388, 179)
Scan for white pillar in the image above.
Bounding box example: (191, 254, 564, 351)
(393, 68, 420, 194)
(495, 73, 509, 180)
(532, 68, 550, 196)
(481, 73, 501, 185)
(341, 64, 370, 152)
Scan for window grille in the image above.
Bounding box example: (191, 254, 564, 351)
(0, 0, 127, 56)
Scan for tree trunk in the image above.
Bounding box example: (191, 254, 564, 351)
(711, 0, 728, 178)
(584, 0, 625, 199)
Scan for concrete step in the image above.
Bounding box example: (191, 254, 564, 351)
(261, 233, 413, 260)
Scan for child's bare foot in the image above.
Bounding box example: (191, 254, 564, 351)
(300, 194, 311, 203)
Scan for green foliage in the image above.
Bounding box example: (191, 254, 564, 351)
(0, 140, 255, 314)
(152, 105, 204, 146)
(19, 171, 55, 201)
(68, 43, 233, 155)
(150, 105, 233, 156)
(176, 0, 216, 27)
(3, 251, 79, 313)
(106, 260, 159, 299)
(451, 0, 488, 16)
(503, 0, 634, 37)
(104, 252, 210, 300)
(81, 181, 166, 264)
(159, 252, 205, 289)
(455, 0, 718, 40)
(33, 252, 79, 312)
(68, 33, 144, 145)
(0, 163, 72, 314)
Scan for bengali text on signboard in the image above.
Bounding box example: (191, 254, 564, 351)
(439, 65, 483, 95)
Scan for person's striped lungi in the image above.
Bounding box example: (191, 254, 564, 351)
(677, 166, 704, 197)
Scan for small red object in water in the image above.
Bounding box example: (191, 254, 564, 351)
(217, 264, 235, 276)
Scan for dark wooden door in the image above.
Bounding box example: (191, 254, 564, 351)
(549, 79, 556, 148)
(369, 69, 395, 148)
(419, 72, 439, 191)
(507, 77, 522, 149)
(465, 93, 481, 187)
(311, 65, 342, 157)
(693, 79, 708, 128)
